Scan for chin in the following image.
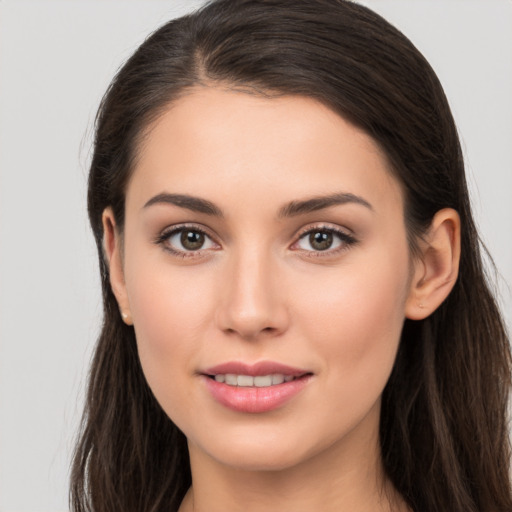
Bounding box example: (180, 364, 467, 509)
(212, 445, 309, 473)
(189, 424, 337, 474)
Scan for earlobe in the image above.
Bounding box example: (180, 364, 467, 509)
(102, 208, 133, 325)
(405, 208, 461, 320)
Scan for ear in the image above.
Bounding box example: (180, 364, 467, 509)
(102, 207, 133, 325)
(405, 208, 461, 320)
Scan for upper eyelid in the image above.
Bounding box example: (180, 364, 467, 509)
(295, 223, 353, 237)
(160, 223, 217, 240)
(291, 224, 358, 254)
(156, 222, 355, 250)
(156, 223, 220, 252)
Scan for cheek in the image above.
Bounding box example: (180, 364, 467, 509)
(123, 253, 217, 411)
(296, 246, 410, 387)
(124, 231, 216, 346)
(131, 274, 210, 346)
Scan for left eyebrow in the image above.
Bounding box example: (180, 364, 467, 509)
(143, 193, 224, 217)
(277, 192, 374, 218)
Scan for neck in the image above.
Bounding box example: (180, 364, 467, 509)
(179, 406, 408, 512)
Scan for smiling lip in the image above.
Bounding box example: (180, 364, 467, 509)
(201, 361, 312, 413)
(204, 361, 309, 377)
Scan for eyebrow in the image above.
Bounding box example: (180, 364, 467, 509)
(277, 192, 373, 218)
(142, 191, 373, 218)
(143, 193, 224, 217)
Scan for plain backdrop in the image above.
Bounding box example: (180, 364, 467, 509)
(0, 1, 511, 510)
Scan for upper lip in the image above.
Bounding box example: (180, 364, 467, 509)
(203, 361, 310, 377)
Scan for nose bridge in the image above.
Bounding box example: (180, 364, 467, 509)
(216, 241, 287, 339)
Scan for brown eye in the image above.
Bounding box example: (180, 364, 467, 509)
(308, 231, 333, 251)
(180, 230, 205, 250)
(294, 226, 357, 255)
(160, 226, 218, 254)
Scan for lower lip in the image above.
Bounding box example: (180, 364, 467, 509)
(202, 375, 312, 413)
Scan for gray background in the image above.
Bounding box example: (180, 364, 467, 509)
(0, 1, 510, 510)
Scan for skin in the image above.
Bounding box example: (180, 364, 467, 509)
(103, 87, 460, 512)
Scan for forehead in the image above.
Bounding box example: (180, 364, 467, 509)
(127, 87, 403, 216)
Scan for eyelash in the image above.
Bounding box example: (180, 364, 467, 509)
(293, 224, 358, 257)
(154, 223, 358, 259)
(154, 224, 219, 259)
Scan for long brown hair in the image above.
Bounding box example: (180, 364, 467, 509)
(71, 1, 512, 510)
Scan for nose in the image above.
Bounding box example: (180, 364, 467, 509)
(215, 247, 289, 341)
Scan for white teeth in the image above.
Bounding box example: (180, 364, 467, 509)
(237, 375, 254, 387)
(271, 374, 285, 385)
(254, 375, 272, 387)
(213, 373, 296, 387)
(225, 374, 238, 385)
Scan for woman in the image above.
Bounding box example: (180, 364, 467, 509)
(71, 1, 512, 510)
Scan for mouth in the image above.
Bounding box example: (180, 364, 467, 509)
(206, 373, 307, 387)
(202, 360, 312, 386)
(201, 361, 313, 413)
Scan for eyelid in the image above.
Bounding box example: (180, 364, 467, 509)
(290, 223, 358, 256)
(154, 221, 357, 259)
(154, 223, 221, 257)
(294, 222, 354, 239)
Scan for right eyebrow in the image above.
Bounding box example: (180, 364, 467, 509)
(143, 193, 224, 217)
(277, 192, 373, 218)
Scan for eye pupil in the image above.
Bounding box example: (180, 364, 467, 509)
(181, 230, 205, 250)
(309, 231, 333, 251)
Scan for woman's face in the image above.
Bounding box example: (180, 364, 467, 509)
(109, 87, 417, 472)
